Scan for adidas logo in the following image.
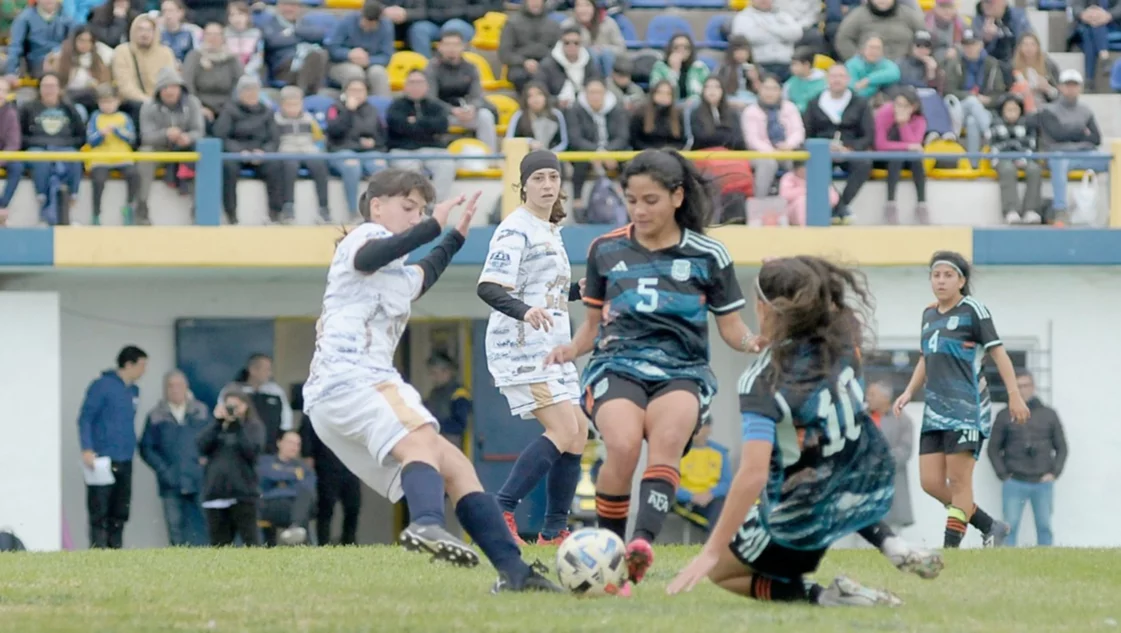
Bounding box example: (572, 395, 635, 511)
(611, 261, 628, 273)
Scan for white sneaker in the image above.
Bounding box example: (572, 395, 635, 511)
(278, 526, 308, 546)
(1022, 210, 1042, 224)
(882, 536, 943, 580)
(1005, 211, 1021, 224)
(817, 576, 903, 607)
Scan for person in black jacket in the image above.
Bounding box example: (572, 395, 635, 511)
(629, 80, 688, 151)
(497, 0, 561, 93)
(427, 31, 499, 152)
(198, 389, 266, 547)
(293, 383, 363, 546)
(565, 77, 629, 206)
(690, 76, 746, 150)
(404, 0, 490, 60)
(537, 25, 601, 110)
(325, 78, 387, 218)
(212, 74, 290, 224)
(802, 63, 874, 224)
(258, 0, 330, 95)
(386, 69, 455, 199)
(19, 72, 86, 225)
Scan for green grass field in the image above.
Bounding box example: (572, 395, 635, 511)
(0, 545, 1118, 633)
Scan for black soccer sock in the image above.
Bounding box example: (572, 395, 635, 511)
(631, 465, 680, 543)
(970, 504, 995, 533)
(857, 522, 895, 550)
(595, 492, 630, 541)
(495, 436, 562, 513)
(944, 505, 968, 548)
(541, 452, 583, 539)
(399, 462, 446, 527)
(455, 492, 530, 583)
(748, 574, 820, 603)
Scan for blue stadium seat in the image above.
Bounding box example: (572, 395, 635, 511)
(645, 14, 692, 48)
(367, 96, 392, 126)
(611, 13, 644, 50)
(301, 10, 339, 36)
(676, 0, 726, 7)
(304, 94, 336, 128)
(700, 15, 730, 49)
(1035, 0, 1065, 8)
(630, 0, 668, 7)
(548, 11, 567, 22)
(698, 55, 718, 72)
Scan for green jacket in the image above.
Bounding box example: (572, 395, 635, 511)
(649, 59, 710, 101)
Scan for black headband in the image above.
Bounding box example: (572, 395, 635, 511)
(520, 150, 561, 187)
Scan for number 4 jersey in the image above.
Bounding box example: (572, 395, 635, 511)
(737, 346, 895, 551)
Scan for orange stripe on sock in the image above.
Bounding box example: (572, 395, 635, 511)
(596, 496, 631, 519)
(946, 519, 967, 534)
(643, 465, 681, 488)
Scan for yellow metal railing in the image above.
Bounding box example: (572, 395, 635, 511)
(554, 150, 810, 162)
(0, 151, 200, 162)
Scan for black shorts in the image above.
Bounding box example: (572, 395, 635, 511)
(729, 506, 827, 581)
(583, 373, 704, 454)
(919, 429, 984, 461)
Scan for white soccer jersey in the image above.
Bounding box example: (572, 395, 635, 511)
(303, 223, 423, 409)
(479, 207, 576, 387)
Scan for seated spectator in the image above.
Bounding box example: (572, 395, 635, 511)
(498, 0, 561, 93)
(5, 0, 73, 82)
(605, 55, 643, 113)
(566, 77, 629, 208)
(971, 0, 1031, 85)
(803, 63, 875, 224)
(185, 0, 227, 30)
(1, 0, 32, 56)
(943, 29, 1004, 167)
(111, 14, 177, 123)
(258, 0, 330, 95)
(325, 0, 393, 97)
(198, 390, 265, 548)
(183, 23, 244, 129)
(742, 74, 804, 198)
(562, 0, 625, 77)
(649, 33, 709, 104)
(86, 85, 139, 225)
(160, 0, 201, 63)
(88, 0, 140, 50)
(845, 35, 901, 101)
(873, 86, 927, 224)
(824, 0, 863, 59)
(213, 75, 289, 224)
(925, 0, 965, 62)
(779, 159, 837, 225)
(49, 25, 112, 115)
(138, 369, 211, 548)
(675, 423, 731, 531)
(225, 1, 262, 79)
(989, 93, 1042, 225)
(404, 0, 479, 61)
(691, 76, 745, 150)
(325, 78, 386, 218)
(539, 25, 601, 110)
(784, 46, 825, 112)
(836, 0, 923, 62)
(426, 30, 499, 152)
(898, 30, 952, 140)
(1011, 33, 1059, 113)
(136, 67, 205, 224)
(1038, 70, 1106, 222)
(730, 0, 802, 80)
(386, 70, 456, 200)
(629, 79, 687, 150)
(0, 79, 20, 226)
(1071, 0, 1119, 89)
(19, 72, 85, 225)
(258, 431, 317, 546)
(717, 36, 761, 108)
(276, 86, 330, 224)
(783, 0, 827, 54)
(506, 81, 568, 152)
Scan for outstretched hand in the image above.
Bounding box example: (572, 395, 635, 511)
(431, 193, 468, 230)
(543, 343, 576, 367)
(666, 549, 719, 595)
(454, 191, 482, 237)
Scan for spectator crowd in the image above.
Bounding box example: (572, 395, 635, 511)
(0, 0, 1112, 228)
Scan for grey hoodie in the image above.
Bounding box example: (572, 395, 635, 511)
(138, 67, 206, 149)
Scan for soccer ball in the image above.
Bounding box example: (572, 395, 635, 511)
(555, 528, 628, 595)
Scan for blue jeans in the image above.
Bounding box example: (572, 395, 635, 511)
(1078, 22, 1119, 80)
(407, 19, 475, 58)
(162, 493, 209, 547)
(331, 155, 384, 214)
(0, 161, 23, 207)
(1002, 479, 1054, 546)
(591, 47, 616, 77)
(1048, 154, 1110, 210)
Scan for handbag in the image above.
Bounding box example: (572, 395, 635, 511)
(693, 147, 753, 197)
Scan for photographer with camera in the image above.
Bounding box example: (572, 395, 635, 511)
(197, 389, 266, 547)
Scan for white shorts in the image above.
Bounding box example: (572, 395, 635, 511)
(499, 368, 581, 419)
(305, 378, 437, 503)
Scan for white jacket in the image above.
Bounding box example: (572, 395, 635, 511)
(730, 7, 804, 64)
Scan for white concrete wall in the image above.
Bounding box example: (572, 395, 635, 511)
(2, 265, 1119, 549)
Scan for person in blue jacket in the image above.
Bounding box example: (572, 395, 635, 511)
(139, 369, 211, 547)
(258, 430, 317, 546)
(78, 345, 148, 549)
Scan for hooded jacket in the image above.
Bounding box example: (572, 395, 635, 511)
(538, 40, 601, 105)
(566, 89, 629, 152)
(110, 15, 178, 103)
(139, 67, 206, 149)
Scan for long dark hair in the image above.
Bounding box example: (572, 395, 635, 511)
(56, 26, 111, 86)
(642, 80, 682, 138)
(929, 250, 972, 296)
(755, 256, 875, 384)
(621, 149, 713, 234)
(719, 35, 751, 96)
(695, 76, 732, 137)
(514, 82, 557, 138)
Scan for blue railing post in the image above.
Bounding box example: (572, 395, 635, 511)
(195, 138, 222, 226)
(805, 138, 832, 227)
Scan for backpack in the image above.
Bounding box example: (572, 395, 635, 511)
(0, 529, 26, 552)
(582, 177, 628, 227)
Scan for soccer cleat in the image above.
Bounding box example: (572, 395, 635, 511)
(399, 523, 480, 568)
(816, 576, 903, 607)
(491, 565, 565, 594)
(983, 521, 1011, 548)
(605, 580, 633, 598)
(625, 538, 654, 584)
(277, 526, 308, 546)
(502, 512, 527, 546)
(881, 536, 943, 580)
(535, 529, 571, 546)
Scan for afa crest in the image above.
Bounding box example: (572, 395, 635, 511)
(671, 259, 691, 282)
(947, 316, 959, 330)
